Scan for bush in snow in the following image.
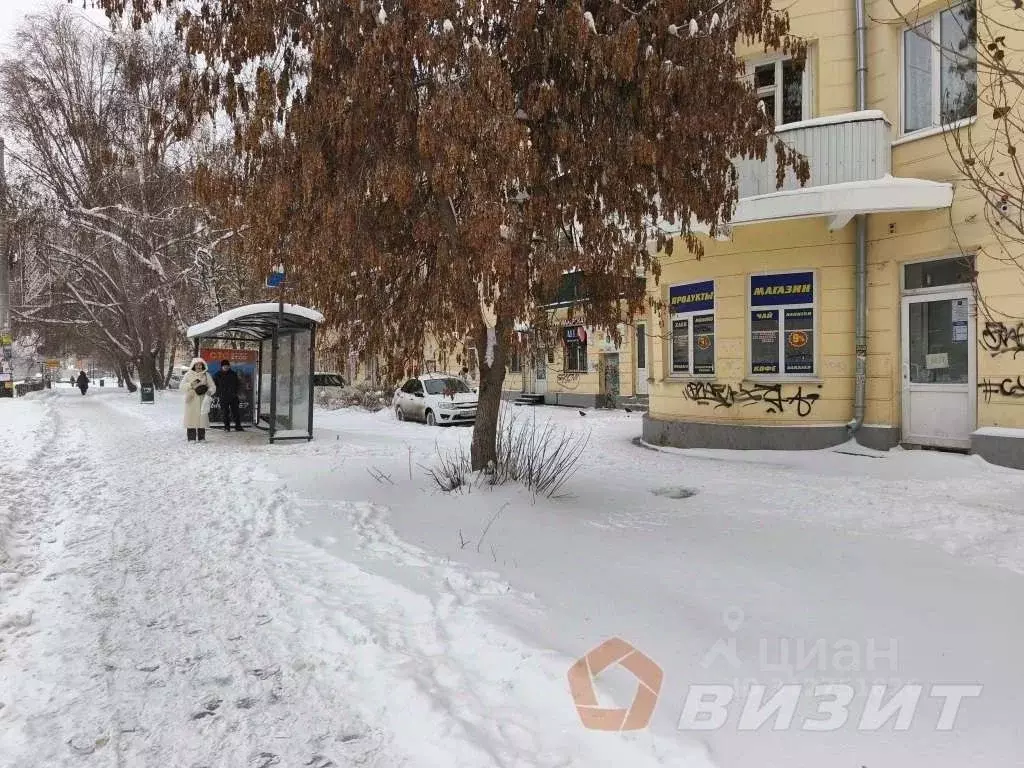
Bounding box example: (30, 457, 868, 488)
(316, 382, 390, 412)
(426, 409, 590, 498)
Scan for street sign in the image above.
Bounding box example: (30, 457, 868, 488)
(266, 263, 286, 288)
(45, 359, 60, 370)
(0, 334, 11, 346)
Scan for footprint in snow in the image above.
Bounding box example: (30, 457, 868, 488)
(251, 753, 280, 768)
(191, 697, 222, 720)
(235, 696, 257, 710)
(250, 665, 280, 680)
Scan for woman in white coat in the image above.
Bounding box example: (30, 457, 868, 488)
(179, 357, 217, 442)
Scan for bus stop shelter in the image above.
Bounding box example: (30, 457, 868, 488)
(186, 303, 325, 443)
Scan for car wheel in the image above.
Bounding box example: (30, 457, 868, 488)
(425, 410, 437, 427)
(395, 406, 405, 421)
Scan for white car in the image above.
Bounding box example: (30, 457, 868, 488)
(393, 373, 477, 426)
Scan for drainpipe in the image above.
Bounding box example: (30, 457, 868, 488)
(848, 0, 869, 439)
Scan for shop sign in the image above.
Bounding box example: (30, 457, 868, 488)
(750, 272, 814, 306)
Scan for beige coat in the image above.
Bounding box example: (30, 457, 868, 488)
(180, 357, 217, 429)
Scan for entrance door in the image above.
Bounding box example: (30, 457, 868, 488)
(635, 323, 649, 395)
(533, 347, 548, 395)
(901, 290, 975, 449)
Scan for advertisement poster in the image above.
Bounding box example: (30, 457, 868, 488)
(199, 348, 258, 425)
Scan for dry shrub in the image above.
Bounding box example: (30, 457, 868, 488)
(425, 409, 590, 498)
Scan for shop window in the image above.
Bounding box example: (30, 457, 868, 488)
(902, 1, 977, 133)
(563, 325, 588, 372)
(749, 272, 815, 376)
(668, 280, 715, 376)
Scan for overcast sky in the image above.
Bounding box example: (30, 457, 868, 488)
(0, 0, 107, 48)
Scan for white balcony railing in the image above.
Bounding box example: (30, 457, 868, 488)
(735, 110, 892, 200)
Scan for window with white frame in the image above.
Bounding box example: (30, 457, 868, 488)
(750, 56, 808, 127)
(749, 272, 816, 376)
(668, 280, 716, 376)
(903, 0, 977, 134)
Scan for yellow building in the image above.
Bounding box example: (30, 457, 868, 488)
(643, 0, 1024, 469)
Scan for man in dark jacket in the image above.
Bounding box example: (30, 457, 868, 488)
(214, 359, 244, 431)
(76, 371, 89, 395)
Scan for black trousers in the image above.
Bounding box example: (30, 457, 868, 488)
(221, 397, 242, 430)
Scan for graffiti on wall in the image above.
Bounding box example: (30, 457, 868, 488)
(556, 370, 581, 389)
(980, 321, 1024, 358)
(683, 381, 821, 417)
(978, 376, 1024, 403)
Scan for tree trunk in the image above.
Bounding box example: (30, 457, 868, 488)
(163, 345, 176, 389)
(470, 319, 509, 471)
(139, 349, 159, 388)
(119, 360, 137, 393)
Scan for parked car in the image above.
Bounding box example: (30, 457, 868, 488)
(168, 365, 189, 387)
(313, 372, 346, 404)
(393, 373, 477, 426)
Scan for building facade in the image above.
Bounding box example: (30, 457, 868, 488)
(643, 0, 1024, 469)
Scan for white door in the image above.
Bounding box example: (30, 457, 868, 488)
(901, 291, 975, 449)
(635, 323, 649, 395)
(534, 348, 548, 395)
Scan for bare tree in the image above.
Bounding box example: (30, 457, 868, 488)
(1, 7, 240, 388)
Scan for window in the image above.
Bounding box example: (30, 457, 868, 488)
(668, 281, 715, 376)
(903, 255, 975, 290)
(749, 272, 815, 376)
(508, 347, 522, 373)
(424, 377, 471, 395)
(636, 324, 647, 369)
(563, 325, 588, 372)
(751, 57, 807, 126)
(903, 1, 977, 133)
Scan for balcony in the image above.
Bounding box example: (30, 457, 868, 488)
(735, 111, 892, 199)
(652, 110, 953, 237)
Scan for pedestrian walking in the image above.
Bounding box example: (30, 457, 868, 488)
(180, 357, 216, 442)
(214, 359, 245, 432)
(76, 370, 89, 395)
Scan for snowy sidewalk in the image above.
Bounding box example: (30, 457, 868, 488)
(0, 390, 711, 767)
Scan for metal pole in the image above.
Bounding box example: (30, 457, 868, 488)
(307, 325, 316, 440)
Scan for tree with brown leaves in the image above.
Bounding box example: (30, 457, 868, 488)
(95, 0, 807, 468)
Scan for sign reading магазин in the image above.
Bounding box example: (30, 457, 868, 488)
(669, 280, 715, 314)
(750, 272, 814, 306)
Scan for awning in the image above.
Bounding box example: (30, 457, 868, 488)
(654, 174, 954, 239)
(187, 303, 325, 341)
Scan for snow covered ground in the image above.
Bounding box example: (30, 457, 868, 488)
(1, 387, 1022, 767)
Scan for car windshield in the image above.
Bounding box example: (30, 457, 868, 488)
(315, 374, 345, 387)
(423, 377, 471, 395)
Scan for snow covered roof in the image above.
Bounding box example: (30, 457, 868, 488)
(187, 303, 325, 340)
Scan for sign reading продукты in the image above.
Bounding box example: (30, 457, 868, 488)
(750, 272, 814, 306)
(670, 280, 715, 314)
